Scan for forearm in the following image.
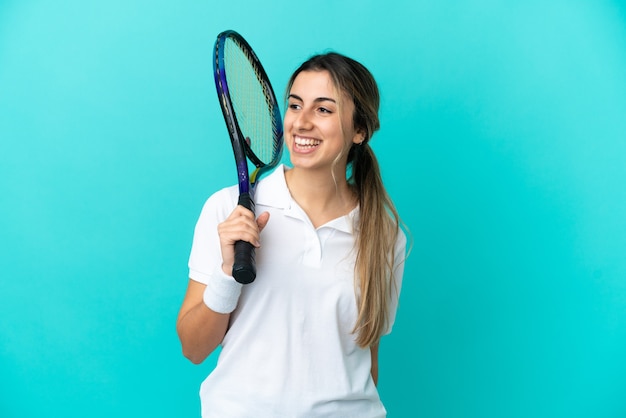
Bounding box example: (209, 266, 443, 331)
(177, 300, 230, 364)
(177, 278, 236, 364)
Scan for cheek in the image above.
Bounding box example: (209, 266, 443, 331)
(282, 116, 291, 134)
(282, 123, 294, 151)
(282, 114, 295, 133)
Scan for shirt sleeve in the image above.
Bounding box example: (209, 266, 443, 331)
(188, 186, 239, 285)
(383, 229, 408, 335)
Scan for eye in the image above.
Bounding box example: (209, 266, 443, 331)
(287, 102, 301, 110)
(318, 107, 333, 114)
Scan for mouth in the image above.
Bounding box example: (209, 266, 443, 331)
(293, 135, 321, 150)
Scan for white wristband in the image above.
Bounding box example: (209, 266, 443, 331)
(202, 267, 243, 314)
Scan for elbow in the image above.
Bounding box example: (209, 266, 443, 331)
(177, 332, 208, 365)
(185, 352, 205, 365)
(181, 345, 208, 365)
(176, 316, 222, 364)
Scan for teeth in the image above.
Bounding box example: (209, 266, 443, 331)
(294, 136, 321, 147)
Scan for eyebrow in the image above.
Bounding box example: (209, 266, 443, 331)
(288, 94, 337, 103)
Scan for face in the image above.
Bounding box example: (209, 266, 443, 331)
(284, 70, 364, 173)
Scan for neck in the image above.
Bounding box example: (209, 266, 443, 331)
(285, 166, 356, 228)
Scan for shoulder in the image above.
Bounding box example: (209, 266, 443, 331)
(205, 184, 239, 206)
(394, 225, 409, 263)
(197, 164, 290, 218)
(197, 184, 239, 224)
(254, 165, 291, 209)
(396, 226, 407, 249)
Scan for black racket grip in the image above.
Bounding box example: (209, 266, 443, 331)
(232, 193, 256, 284)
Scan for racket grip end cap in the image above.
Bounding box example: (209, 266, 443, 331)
(232, 268, 256, 285)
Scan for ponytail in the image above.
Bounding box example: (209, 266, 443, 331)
(349, 142, 400, 347)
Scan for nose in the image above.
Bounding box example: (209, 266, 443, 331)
(293, 109, 313, 131)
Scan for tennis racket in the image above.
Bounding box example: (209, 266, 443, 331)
(213, 30, 283, 284)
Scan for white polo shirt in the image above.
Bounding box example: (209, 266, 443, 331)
(188, 165, 406, 418)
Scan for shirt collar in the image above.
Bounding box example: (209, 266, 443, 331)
(320, 206, 358, 234)
(255, 164, 359, 234)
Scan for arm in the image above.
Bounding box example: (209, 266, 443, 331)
(370, 341, 379, 386)
(176, 279, 230, 364)
(177, 205, 270, 364)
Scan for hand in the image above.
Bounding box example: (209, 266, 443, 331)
(217, 206, 270, 276)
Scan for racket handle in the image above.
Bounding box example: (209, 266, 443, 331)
(232, 193, 256, 284)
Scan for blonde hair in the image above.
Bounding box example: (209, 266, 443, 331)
(286, 53, 403, 347)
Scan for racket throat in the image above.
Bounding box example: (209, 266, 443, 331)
(237, 192, 255, 212)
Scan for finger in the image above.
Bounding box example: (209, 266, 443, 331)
(218, 224, 260, 246)
(226, 205, 255, 221)
(218, 217, 262, 247)
(256, 212, 270, 232)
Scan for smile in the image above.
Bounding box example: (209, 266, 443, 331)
(294, 136, 321, 149)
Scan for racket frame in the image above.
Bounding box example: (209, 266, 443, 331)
(212, 30, 283, 284)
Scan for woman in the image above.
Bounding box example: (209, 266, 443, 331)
(177, 52, 407, 417)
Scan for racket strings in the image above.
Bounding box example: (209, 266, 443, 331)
(224, 39, 281, 165)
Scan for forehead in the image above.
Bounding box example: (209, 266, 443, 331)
(290, 70, 353, 105)
(290, 70, 336, 95)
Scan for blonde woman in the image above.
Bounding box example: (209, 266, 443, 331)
(177, 52, 407, 418)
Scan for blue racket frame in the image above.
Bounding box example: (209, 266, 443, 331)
(213, 30, 283, 284)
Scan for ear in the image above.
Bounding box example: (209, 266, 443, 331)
(352, 130, 366, 145)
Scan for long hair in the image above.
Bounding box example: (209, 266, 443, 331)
(286, 53, 402, 348)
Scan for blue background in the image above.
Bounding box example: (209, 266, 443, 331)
(1, 1, 626, 417)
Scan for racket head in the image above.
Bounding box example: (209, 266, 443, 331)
(213, 30, 283, 187)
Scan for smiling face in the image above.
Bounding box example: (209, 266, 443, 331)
(284, 70, 364, 174)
